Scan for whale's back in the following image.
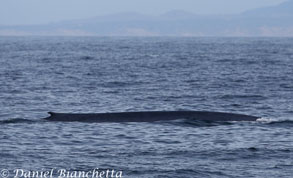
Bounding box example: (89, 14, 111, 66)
(44, 111, 259, 122)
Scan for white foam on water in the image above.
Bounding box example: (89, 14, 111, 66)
(256, 117, 274, 123)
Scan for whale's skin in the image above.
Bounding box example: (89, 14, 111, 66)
(44, 111, 259, 122)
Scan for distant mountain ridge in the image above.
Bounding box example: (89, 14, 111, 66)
(1, 1, 293, 36)
(242, 0, 293, 17)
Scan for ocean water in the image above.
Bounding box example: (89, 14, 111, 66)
(0, 37, 293, 178)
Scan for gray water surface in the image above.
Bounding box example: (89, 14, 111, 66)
(1, 37, 293, 178)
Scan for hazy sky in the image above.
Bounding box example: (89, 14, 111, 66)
(0, 0, 287, 25)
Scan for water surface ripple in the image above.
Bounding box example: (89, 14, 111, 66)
(1, 37, 293, 177)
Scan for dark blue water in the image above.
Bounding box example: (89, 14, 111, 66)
(0, 37, 293, 178)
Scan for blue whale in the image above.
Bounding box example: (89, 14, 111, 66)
(44, 111, 259, 122)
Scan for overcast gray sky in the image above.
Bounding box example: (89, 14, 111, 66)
(0, 0, 287, 25)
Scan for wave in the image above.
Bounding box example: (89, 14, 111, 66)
(255, 117, 293, 127)
(256, 117, 293, 124)
(0, 118, 36, 124)
(168, 118, 293, 128)
(266, 120, 293, 127)
(220, 94, 266, 100)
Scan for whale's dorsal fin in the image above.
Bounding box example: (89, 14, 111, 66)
(48, 112, 56, 116)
